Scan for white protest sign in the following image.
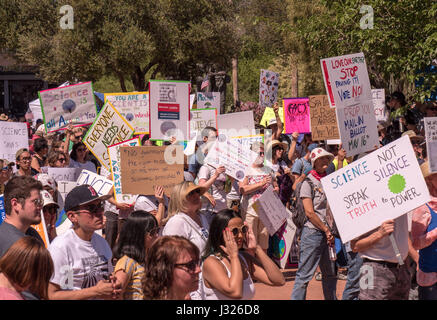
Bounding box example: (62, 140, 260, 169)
(104, 92, 150, 134)
(83, 101, 135, 170)
(269, 209, 297, 269)
(336, 101, 379, 157)
(56, 180, 77, 211)
(189, 108, 217, 139)
(76, 169, 114, 196)
(0, 122, 29, 163)
(321, 135, 431, 243)
(320, 52, 372, 109)
(197, 92, 221, 112)
(47, 167, 82, 182)
(217, 111, 255, 137)
(372, 89, 389, 122)
(252, 185, 288, 236)
(108, 138, 140, 204)
(149, 80, 190, 141)
(205, 134, 258, 181)
(424, 117, 437, 172)
(39, 82, 97, 132)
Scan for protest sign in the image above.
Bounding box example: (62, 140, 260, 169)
(108, 138, 140, 205)
(189, 108, 217, 139)
(39, 82, 97, 132)
(190, 94, 195, 109)
(252, 185, 288, 236)
(47, 167, 82, 182)
(283, 97, 311, 134)
(424, 117, 437, 172)
(31, 214, 50, 248)
(320, 52, 372, 109)
(217, 111, 255, 137)
(205, 134, 258, 181)
(259, 69, 279, 107)
(336, 101, 379, 157)
(104, 92, 150, 134)
(321, 135, 430, 243)
(120, 146, 184, 195)
(0, 122, 29, 163)
(372, 89, 389, 123)
(259, 107, 285, 132)
(56, 180, 77, 211)
(76, 170, 114, 196)
(309, 95, 340, 141)
(267, 209, 297, 269)
(0, 195, 4, 225)
(83, 100, 135, 170)
(196, 92, 221, 112)
(149, 80, 190, 141)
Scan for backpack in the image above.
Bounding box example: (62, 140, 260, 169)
(289, 177, 315, 230)
(277, 165, 294, 205)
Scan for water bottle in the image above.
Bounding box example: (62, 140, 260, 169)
(328, 245, 337, 261)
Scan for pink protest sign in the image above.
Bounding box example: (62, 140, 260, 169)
(283, 97, 310, 134)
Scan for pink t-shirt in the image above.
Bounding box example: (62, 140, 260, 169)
(0, 287, 23, 300)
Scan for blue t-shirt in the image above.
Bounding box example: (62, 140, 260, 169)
(291, 157, 312, 175)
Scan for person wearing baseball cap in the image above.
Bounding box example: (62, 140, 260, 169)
(40, 190, 59, 242)
(291, 142, 319, 190)
(47, 185, 121, 300)
(291, 147, 338, 300)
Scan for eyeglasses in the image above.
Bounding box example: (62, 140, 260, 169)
(74, 134, 84, 140)
(175, 259, 200, 274)
(58, 158, 66, 163)
(230, 225, 248, 237)
(30, 198, 44, 207)
(76, 202, 104, 214)
(148, 227, 160, 237)
(20, 157, 31, 162)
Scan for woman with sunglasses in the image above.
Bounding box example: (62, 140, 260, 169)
(142, 236, 201, 300)
(69, 142, 97, 173)
(201, 209, 284, 300)
(112, 211, 159, 300)
(47, 150, 69, 168)
(41, 190, 60, 243)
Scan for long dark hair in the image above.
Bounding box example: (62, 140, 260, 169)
(113, 210, 158, 264)
(70, 142, 86, 162)
(202, 209, 242, 260)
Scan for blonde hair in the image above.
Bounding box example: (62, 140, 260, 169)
(162, 181, 192, 226)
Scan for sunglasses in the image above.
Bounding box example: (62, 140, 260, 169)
(175, 259, 200, 274)
(76, 202, 104, 214)
(188, 189, 201, 197)
(58, 158, 66, 162)
(230, 225, 248, 237)
(74, 134, 84, 139)
(20, 157, 32, 162)
(44, 205, 58, 212)
(1, 166, 11, 171)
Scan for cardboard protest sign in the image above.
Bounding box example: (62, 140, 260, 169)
(372, 89, 389, 123)
(321, 135, 431, 243)
(120, 146, 184, 195)
(108, 138, 141, 205)
(149, 80, 190, 141)
(320, 52, 372, 109)
(217, 111, 255, 138)
(104, 92, 150, 134)
(47, 167, 82, 182)
(196, 92, 221, 112)
(336, 101, 379, 157)
(424, 117, 437, 172)
(309, 95, 340, 141)
(83, 101, 135, 170)
(252, 185, 288, 236)
(31, 214, 50, 248)
(76, 170, 114, 196)
(39, 82, 97, 132)
(0, 122, 29, 163)
(283, 97, 311, 134)
(259, 107, 285, 132)
(205, 134, 258, 181)
(259, 69, 279, 107)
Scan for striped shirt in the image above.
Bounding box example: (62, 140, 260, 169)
(114, 255, 145, 300)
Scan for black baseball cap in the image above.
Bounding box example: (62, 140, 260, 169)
(64, 185, 111, 212)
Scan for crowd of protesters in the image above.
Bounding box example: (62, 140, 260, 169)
(0, 92, 436, 301)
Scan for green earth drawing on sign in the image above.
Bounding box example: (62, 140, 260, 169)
(388, 174, 406, 194)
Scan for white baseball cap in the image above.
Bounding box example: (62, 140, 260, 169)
(310, 147, 334, 167)
(41, 190, 59, 209)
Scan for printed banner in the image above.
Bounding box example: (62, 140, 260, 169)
(189, 108, 217, 139)
(424, 117, 437, 172)
(0, 122, 29, 163)
(372, 89, 389, 123)
(76, 169, 114, 196)
(283, 97, 310, 134)
(108, 138, 141, 204)
(83, 101, 135, 170)
(47, 167, 82, 182)
(39, 82, 97, 132)
(320, 52, 372, 109)
(197, 92, 221, 112)
(120, 146, 184, 196)
(336, 101, 379, 157)
(104, 92, 150, 134)
(149, 80, 190, 141)
(252, 185, 288, 236)
(259, 107, 285, 132)
(217, 111, 255, 137)
(309, 95, 340, 141)
(321, 135, 430, 243)
(205, 134, 258, 181)
(259, 69, 279, 107)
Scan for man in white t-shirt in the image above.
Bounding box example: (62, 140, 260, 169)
(48, 185, 121, 300)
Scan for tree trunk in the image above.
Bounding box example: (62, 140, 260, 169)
(290, 55, 298, 97)
(232, 57, 239, 111)
(117, 72, 127, 92)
